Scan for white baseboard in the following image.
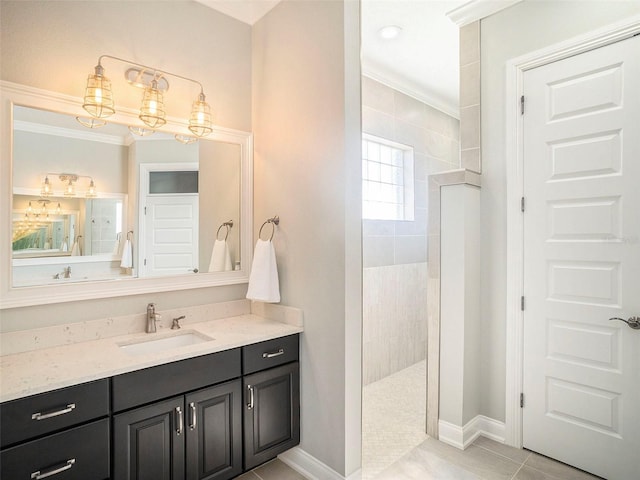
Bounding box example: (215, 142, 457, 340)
(438, 415, 506, 450)
(279, 447, 354, 480)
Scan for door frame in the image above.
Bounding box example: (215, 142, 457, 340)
(503, 15, 640, 449)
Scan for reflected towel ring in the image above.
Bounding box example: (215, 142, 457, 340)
(258, 215, 280, 241)
(127, 230, 134, 241)
(216, 220, 234, 241)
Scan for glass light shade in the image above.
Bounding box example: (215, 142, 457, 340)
(188, 94, 213, 137)
(175, 134, 198, 145)
(27, 201, 33, 214)
(128, 126, 155, 136)
(86, 179, 97, 197)
(139, 81, 166, 128)
(82, 66, 115, 118)
(64, 179, 75, 197)
(56, 203, 62, 214)
(76, 116, 107, 129)
(41, 177, 52, 196)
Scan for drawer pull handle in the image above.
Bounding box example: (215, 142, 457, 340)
(247, 385, 254, 410)
(31, 458, 76, 479)
(189, 402, 197, 430)
(262, 348, 284, 359)
(176, 406, 183, 435)
(31, 403, 76, 421)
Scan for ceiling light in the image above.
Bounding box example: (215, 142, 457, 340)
(378, 25, 402, 40)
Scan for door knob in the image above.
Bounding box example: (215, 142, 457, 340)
(609, 316, 640, 330)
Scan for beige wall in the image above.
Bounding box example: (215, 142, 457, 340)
(252, 1, 361, 475)
(480, 0, 640, 422)
(0, 1, 252, 330)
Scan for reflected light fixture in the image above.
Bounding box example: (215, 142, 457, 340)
(175, 134, 198, 145)
(81, 55, 213, 138)
(64, 178, 76, 197)
(41, 176, 52, 196)
(86, 179, 97, 198)
(56, 203, 62, 214)
(128, 126, 155, 136)
(76, 116, 107, 129)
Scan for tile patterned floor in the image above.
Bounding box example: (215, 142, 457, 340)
(362, 360, 428, 479)
(235, 458, 308, 480)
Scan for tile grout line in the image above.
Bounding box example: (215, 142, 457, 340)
(473, 443, 531, 467)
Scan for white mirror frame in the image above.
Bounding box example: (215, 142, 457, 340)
(0, 81, 253, 309)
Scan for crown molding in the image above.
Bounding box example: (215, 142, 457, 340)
(447, 0, 523, 27)
(13, 120, 128, 146)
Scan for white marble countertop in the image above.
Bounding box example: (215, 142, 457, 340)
(1, 305, 303, 403)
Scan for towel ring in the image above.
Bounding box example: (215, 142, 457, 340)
(259, 216, 280, 241)
(216, 220, 234, 241)
(127, 230, 134, 241)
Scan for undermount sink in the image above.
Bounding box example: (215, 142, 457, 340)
(118, 331, 213, 356)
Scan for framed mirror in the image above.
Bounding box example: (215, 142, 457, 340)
(0, 81, 253, 308)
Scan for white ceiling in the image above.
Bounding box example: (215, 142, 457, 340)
(196, 0, 464, 117)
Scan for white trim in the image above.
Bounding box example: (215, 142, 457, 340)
(438, 415, 506, 450)
(504, 15, 640, 449)
(446, 0, 523, 27)
(13, 119, 127, 145)
(361, 70, 459, 120)
(278, 447, 349, 480)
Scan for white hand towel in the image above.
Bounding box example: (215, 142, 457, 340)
(71, 241, 80, 256)
(246, 239, 280, 303)
(208, 239, 233, 272)
(61, 241, 68, 252)
(113, 234, 121, 255)
(120, 239, 133, 268)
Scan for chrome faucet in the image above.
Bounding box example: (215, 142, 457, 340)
(63, 266, 71, 279)
(146, 303, 162, 333)
(171, 316, 185, 330)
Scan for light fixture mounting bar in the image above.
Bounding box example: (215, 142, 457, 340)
(97, 54, 205, 94)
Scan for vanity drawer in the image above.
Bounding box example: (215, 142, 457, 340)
(0, 378, 109, 448)
(112, 348, 241, 412)
(0, 418, 109, 480)
(242, 334, 299, 375)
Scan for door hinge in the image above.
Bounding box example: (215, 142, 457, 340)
(521, 296, 525, 311)
(520, 95, 525, 115)
(144, 259, 147, 266)
(144, 206, 147, 215)
(521, 197, 525, 212)
(520, 393, 525, 408)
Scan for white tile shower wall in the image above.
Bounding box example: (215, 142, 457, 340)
(362, 76, 460, 268)
(363, 263, 427, 385)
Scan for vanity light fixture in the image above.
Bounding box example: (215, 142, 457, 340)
(76, 116, 107, 129)
(27, 201, 33, 214)
(63, 178, 76, 197)
(86, 179, 97, 198)
(81, 55, 213, 138)
(42, 173, 97, 198)
(56, 203, 62, 214)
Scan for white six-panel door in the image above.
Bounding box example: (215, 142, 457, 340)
(522, 35, 640, 479)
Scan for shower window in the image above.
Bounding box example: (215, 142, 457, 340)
(362, 134, 414, 221)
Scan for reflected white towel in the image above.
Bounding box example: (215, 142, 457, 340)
(113, 234, 121, 255)
(208, 239, 232, 272)
(246, 239, 280, 303)
(61, 241, 68, 252)
(120, 239, 133, 268)
(71, 241, 81, 256)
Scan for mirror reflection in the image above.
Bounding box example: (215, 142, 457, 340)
(12, 105, 241, 287)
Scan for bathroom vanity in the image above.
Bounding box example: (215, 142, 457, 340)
(0, 305, 302, 480)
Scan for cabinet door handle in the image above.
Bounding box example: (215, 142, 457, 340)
(31, 403, 76, 421)
(247, 385, 254, 410)
(189, 402, 197, 430)
(176, 406, 183, 435)
(31, 458, 76, 479)
(262, 348, 284, 359)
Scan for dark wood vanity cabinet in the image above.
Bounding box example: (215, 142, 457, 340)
(112, 350, 243, 480)
(0, 379, 110, 480)
(242, 335, 300, 470)
(1, 333, 300, 480)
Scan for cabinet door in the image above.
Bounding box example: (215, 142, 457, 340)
(185, 380, 242, 480)
(113, 396, 185, 480)
(243, 362, 300, 470)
